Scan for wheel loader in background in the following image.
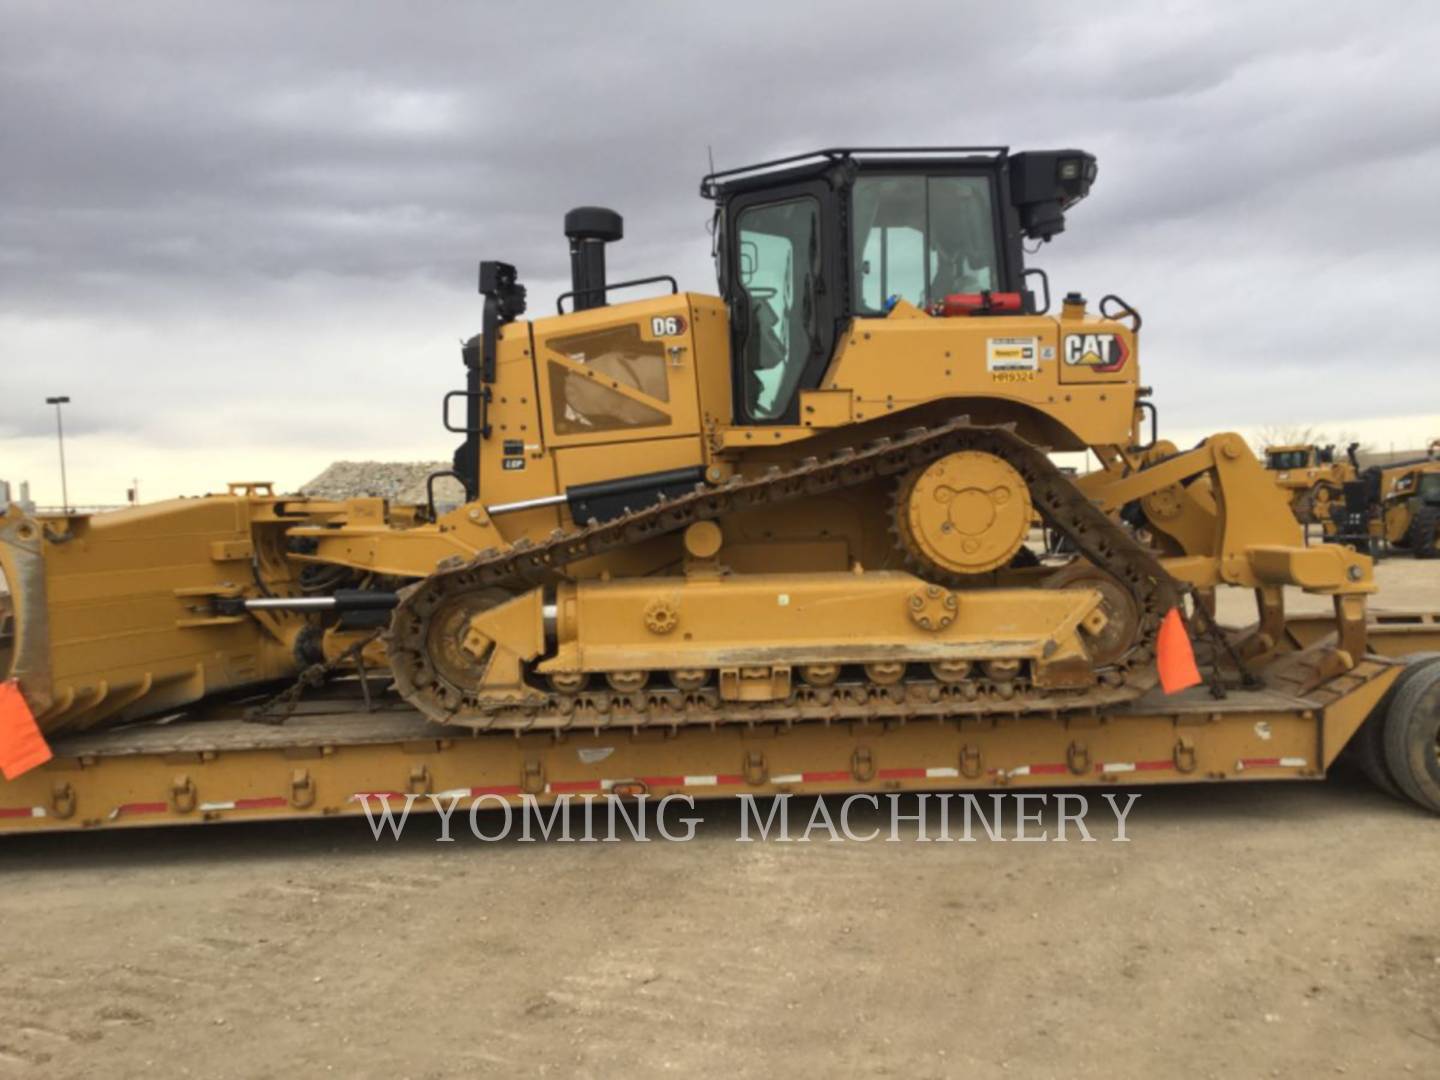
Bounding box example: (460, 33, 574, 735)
(5, 145, 1440, 830)
(1333, 441, 1440, 558)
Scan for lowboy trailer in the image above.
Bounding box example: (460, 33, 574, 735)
(2, 611, 1439, 833)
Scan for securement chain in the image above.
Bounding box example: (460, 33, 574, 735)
(245, 629, 385, 724)
(387, 418, 1180, 730)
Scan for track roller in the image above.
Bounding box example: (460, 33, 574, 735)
(800, 664, 840, 688)
(864, 661, 906, 686)
(930, 659, 973, 684)
(982, 659, 1022, 681)
(670, 669, 709, 692)
(606, 670, 649, 693)
(547, 672, 589, 694)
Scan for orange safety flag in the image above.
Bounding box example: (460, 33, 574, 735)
(0, 680, 52, 781)
(1157, 608, 1203, 695)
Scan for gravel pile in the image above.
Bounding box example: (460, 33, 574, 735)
(301, 461, 466, 510)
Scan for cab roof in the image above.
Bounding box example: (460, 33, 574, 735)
(700, 147, 1010, 200)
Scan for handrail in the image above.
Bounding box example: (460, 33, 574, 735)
(556, 274, 679, 314)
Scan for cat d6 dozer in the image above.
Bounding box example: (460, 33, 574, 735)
(1, 147, 1387, 797)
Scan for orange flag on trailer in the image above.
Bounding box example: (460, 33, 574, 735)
(1157, 608, 1203, 695)
(0, 680, 52, 781)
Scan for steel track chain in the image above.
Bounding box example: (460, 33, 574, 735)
(387, 418, 1180, 729)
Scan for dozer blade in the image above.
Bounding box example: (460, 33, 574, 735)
(0, 500, 302, 737)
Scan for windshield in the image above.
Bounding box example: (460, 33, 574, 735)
(734, 197, 819, 421)
(1266, 450, 1310, 470)
(852, 175, 999, 313)
(1420, 472, 1440, 501)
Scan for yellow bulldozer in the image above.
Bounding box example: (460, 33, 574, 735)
(8, 145, 1435, 827)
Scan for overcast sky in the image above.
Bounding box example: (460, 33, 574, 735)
(2, 0, 1438, 504)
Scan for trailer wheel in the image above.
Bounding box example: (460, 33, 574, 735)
(1381, 658, 1440, 812)
(1352, 653, 1440, 800)
(1351, 713, 1404, 800)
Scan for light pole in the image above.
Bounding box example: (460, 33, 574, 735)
(45, 395, 70, 512)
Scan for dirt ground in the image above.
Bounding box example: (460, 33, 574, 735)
(3, 562, 1439, 1079)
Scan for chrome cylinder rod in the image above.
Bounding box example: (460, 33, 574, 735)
(487, 493, 567, 515)
(244, 597, 338, 611)
(243, 591, 398, 613)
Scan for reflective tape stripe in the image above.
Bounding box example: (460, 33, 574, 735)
(1236, 757, 1308, 771)
(198, 797, 289, 813)
(1008, 763, 1069, 778)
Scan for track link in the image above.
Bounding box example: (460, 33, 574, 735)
(387, 418, 1181, 729)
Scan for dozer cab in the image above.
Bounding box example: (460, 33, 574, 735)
(2, 146, 1375, 747)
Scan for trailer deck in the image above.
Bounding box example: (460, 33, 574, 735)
(5, 612, 1434, 831)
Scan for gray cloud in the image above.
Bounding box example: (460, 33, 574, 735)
(2, 0, 1439, 474)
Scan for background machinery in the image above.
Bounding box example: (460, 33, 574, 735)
(1333, 442, 1440, 558)
(1262, 442, 1357, 526)
(4, 146, 1439, 825)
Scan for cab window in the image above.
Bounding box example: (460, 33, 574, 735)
(852, 176, 999, 313)
(735, 197, 819, 420)
(1266, 450, 1308, 470)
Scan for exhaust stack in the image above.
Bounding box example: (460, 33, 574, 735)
(564, 206, 623, 311)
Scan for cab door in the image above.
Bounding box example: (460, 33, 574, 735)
(724, 180, 839, 426)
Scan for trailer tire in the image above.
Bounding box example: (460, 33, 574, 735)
(1381, 658, 1440, 812)
(1351, 715, 1404, 801)
(1352, 653, 1440, 800)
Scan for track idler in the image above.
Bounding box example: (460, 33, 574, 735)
(895, 450, 1032, 578)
